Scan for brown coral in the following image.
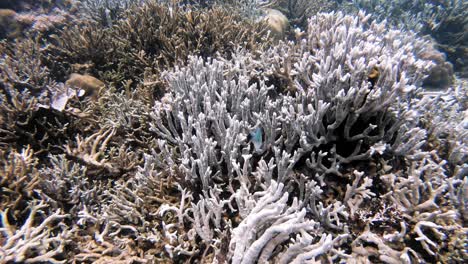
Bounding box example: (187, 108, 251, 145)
(419, 47, 454, 89)
(0, 38, 86, 155)
(65, 73, 105, 99)
(0, 147, 41, 217)
(45, 1, 271, 87)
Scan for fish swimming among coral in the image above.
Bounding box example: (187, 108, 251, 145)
(249, 126, 263, 152)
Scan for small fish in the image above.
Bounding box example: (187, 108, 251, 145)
(250, 127, 263, 151)
(368, 66, 380, 88)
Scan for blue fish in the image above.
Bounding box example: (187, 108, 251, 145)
(250, 127, 263, 151)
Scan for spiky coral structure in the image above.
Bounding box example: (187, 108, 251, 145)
(46, 1, 271, 86)
(342, 0, 467, 76)
(146, 11, 466, 262)
(0, 1, 466, 263)
(0, 202, 71, 263)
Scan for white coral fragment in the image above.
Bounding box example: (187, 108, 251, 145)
(0, 202, 70, 263)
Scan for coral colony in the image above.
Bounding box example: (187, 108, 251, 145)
(0, 0, 466, 263)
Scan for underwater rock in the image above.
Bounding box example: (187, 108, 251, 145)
(261, 8, 289, 40)
(0, 9, 22, 39)
(420, 48, 454, 89)
(65, 73, 104, 99)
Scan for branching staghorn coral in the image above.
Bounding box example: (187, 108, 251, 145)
(151, 11, 431, 192)
(80, 0, 144, 26)
(0, 1, 466, 262)
(368, 152, 467, 262)
(228, 180, 343, 263)
(65, 127, 119, 174)
(0, 201, 71, 263)
(143, 10, 467, 262)
(0, 37, 97, 156)
(274, 0, 337, 29)
(416, 79, 468, 224)
(342, 0, 443, 32)
(40, 146, 190, 262)
(46, 0, 271, 86)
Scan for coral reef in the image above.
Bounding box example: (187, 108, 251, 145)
(0, 9, 22, 39)
(427, 0, 468, 77)
(208, 0, 337, 35)
(274, 0, 337, 29)
(341, 0, 443, 32)
(15, 8, 71, 34)
(45, 0, 271, 86)
(0, 202, 71, 263)
(341, 0, 467, 77)
(79, 0, 144, 26)
(420, 46, 454, 89)
(0, 0, 466, 263)
(0, 0, 77, 40)
(146, 11, 466, 262)
(0, 38, 77, 153)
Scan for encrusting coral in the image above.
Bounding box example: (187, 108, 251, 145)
(0, 0, 467, 263)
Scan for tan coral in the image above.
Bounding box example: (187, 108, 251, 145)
(0, 9, 22, 38)
(261, 8, 289, 40)
(65, 73, 105, 99)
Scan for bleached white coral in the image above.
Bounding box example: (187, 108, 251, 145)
(0, 202, 71, 263)
(142, 9, 461, 262)
(228, 180, 335, 264)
